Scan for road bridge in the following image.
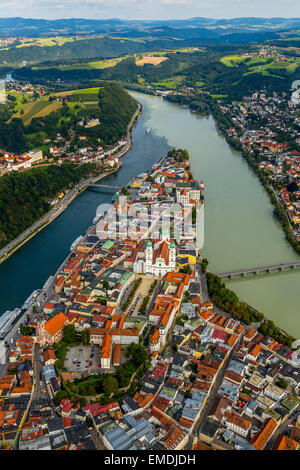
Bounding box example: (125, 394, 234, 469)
(217, 261, 300, 279)
(87, 184, 122, 193)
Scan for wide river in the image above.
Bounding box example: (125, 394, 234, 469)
(0, 91, 299, 337)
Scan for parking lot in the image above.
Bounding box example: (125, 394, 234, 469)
(126, 278, 155, 316)
(64, 344, 101, 374)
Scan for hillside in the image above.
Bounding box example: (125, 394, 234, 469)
(0, 82, 138, 153)
(0, 163, 98, 249)
(13, 44, 300, 101)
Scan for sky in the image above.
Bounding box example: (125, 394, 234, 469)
(0, 0, 299, 21)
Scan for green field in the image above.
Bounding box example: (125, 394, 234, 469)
(70, 94, 98, 102)
(16, 35, 98, 49)
(152, 76, 185, 89)
(88, 58, 125, 69)
(244, 57, 269, 65)
(85, 102, 99, 110)
(20, 101, 62, 124)
(55, 58, 125, 71)
(243, 59, 300, 76)
(220, 55, 247, 67)
(73, 87, 101, 94)
(211, 94, 229, 99)
(221, 53, 300, 76)
(66, 102, 84, 114)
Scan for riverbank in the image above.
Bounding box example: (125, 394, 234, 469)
(0, 103, 142, 266)
(163, 91, 300, 257)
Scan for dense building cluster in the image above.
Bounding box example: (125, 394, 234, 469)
(0, 152, 299, 451)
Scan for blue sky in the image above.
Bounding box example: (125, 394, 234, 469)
(0, 0, 299, 20)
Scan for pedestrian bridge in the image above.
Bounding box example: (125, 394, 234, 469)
(217, 261, 300, 279)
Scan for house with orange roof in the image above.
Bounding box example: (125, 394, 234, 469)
(227, 334, 238, 348)
(234, 324, 245, 335)
(163, 425, 189, 450)
(10, 370, 32, 396)
(193, 440, 211, 451)
(222, 411, 251, 437)
(246, 344, 262, 362)
(89, 322, 140, 355)
(149, 299, 179, 353)
(43, 349, 56, 366)
(55, 275, 66, 293)
(36, 312, 69, 346)
(250, 417, 277, 450)
(101, 334, 112, 369)
(244, 328, 257, 342)
(273, 434, 300, 450)
(198, 309, 215, 322)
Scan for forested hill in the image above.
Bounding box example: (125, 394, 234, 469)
(0, 82, 138, 248)
(0, 37, 148, 67)
(97, 82, 138, 144)
(0, 163, 98, 249)
(0, 82, 138, 153)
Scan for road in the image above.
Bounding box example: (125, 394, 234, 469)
(185, 334, 242, 449)
(195, 261, 209, 303)
(32, 343, 42, 401)
(0, 176, 95, 263)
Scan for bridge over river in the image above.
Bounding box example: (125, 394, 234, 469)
(87, 184, 122, 193)
(217, 260, 300, 279)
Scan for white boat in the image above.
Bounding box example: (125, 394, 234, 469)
(146, 127, 151, 134)
(22, 290, 41, 310)
(0, 308, 21, 339)
(43, 276, 53, 289)
(70, 235, 84, 251)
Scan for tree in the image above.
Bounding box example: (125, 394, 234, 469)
(54, 389, 68, 404)
(127, 343, 147, 367)
(20, 324, 35, 336)
(86, 415, 93, 427)
(87, 384, 96, 395)
(275, 379, 288, 390)
(201, 258, 209, 273)
(80, 397, 87, 407)
(287, 181, 298, 193)
(63, 324, 77, 343)
(102, 376, 118, 396)
(81, 329, 90, 345)
(179, 265, 191, 274)
(55, 359, 63, 370)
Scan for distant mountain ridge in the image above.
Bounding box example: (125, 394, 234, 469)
(1, 16, 300, 37)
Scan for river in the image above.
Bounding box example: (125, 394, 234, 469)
(0, 91, 299, 337)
